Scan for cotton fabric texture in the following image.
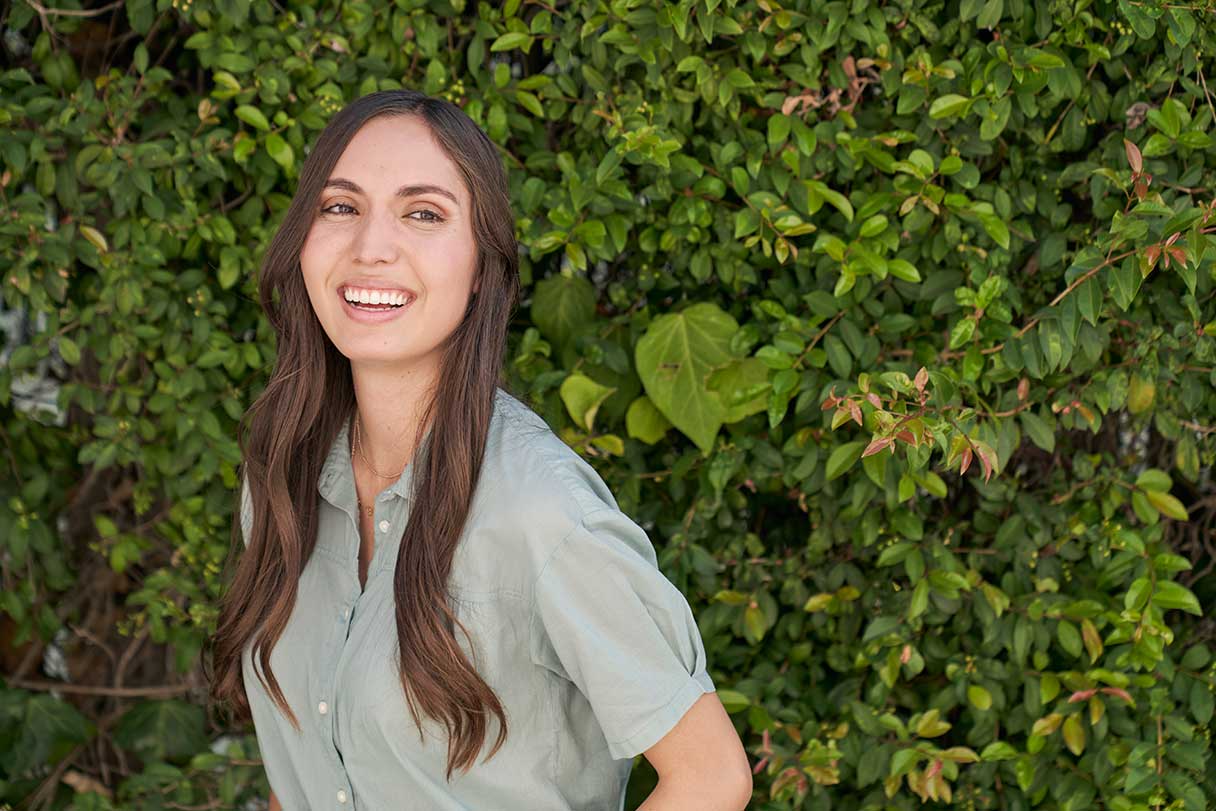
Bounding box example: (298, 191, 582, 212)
(238, 387, 717, 810)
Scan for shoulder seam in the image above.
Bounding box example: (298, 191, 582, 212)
(528, 505, 619, 604)
(496, 399, 614, 518)
(526, 505, 619, 674)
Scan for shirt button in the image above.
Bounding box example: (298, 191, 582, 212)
(318, 701, 328, 715)
(342, 607, 350, 620)
(378, 519, 390, 533)
(337, 789, 348, 803)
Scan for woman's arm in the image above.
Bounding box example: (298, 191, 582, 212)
(638, 692, 753, 810)
(269, 789, 282, 811)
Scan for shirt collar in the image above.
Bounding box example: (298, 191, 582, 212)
(317, 412, 430, 510)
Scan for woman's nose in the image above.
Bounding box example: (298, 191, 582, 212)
(352, 206, 401, 265)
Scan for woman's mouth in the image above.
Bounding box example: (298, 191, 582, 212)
(339, 289, 415, 323)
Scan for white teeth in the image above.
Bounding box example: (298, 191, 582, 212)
(343, 288, 411, 306)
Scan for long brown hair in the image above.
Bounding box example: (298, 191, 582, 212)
(205, 90, 520, 781)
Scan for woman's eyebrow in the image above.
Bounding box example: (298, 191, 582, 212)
(322, 177, 459, 206)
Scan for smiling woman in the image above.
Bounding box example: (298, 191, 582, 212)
(299, 114, 481, 375)
(205, 89, 750, 811)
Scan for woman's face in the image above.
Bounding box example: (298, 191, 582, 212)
(300, 114, 479, 376)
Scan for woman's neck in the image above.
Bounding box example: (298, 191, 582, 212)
(348, 360, 437, 479)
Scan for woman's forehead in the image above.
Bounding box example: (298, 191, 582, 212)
(331, 117, 466, 204)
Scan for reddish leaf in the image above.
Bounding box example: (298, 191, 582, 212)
(1100, 687, 1134, 705)
(959, 446, 973, 475)
(849, 400, 863, 426)
(866, 392, 883, 409)
(1145, 244, 1161, 270)
(914, 366, 929, 393)
(1068, 689, 1096, 703)
(975, 446, 995, 482)
(1124, 138, 1142, 174)
(862, 436, 894, 457)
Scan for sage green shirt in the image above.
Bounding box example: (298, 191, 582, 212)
(238, 387, 716, 810)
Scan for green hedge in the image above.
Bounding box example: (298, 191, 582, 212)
(1, 0, 1214, 808)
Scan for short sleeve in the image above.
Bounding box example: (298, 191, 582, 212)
(528, 507, 716, 761)
(238, 473, 253, 548)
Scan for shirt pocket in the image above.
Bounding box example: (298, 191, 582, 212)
(446, 587, 527, 693)
(343, 589, 540, 772)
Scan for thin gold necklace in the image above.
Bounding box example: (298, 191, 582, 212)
(352, 415, 404, 518)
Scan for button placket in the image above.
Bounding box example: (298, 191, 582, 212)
(322, 516, 366, 809)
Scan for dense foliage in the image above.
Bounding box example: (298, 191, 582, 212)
(1, 0, 1214, 808)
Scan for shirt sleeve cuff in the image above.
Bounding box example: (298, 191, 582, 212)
(605, 669, 717, 761)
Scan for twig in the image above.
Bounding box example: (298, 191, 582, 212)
(24, 0, 123, 17)
(1198, 64, 1216, 125)
(9, 678, 194, 698)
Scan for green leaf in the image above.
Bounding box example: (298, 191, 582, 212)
(949, 318, 976, 350)
(589, 434, 624, 455)
(705, 357, 770, 422)
(981, 741, 1018, 761)
(625, 395, 672, 444)
(559, 373, 616, 432)
(1144, 490, 1188, 520)
(57, 336, 81, 365)
(744, 603, 767, 641)
(490, 32, 532, 52)
(825, 441, 865, 481)
(514, 89, 544, 118)
(968, 684, 993, 711)
(976, 0, 1003, 28)
(908, 579, 929, 618)
(635, 302, 740, 454)
(888, 259, 921, 282)
(979, 213, 1011, 249)
(1062, 714, 1085, 756)
(234, 104, 270, 131)
(929, 94, 972, 119)
(595, 149, 623, 185)
(860, 214, 888, 238)
(1020, 411, 1054, 452)
(734, 207, 761, 239)
(113, 700, 207, 762)
(914, 708, 952, 737)
(767, 113, 791, 149)
(1057, 619, 1082, 657)
(1135, 469, 1172, 492)
(265, 132, 294, 171)
(8, 696, 95, 775)
(1152, 581, 1201, 615)
(806, 180, 854, 222)
(530, 274, 595, 347)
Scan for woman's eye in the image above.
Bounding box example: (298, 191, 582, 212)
(319, 203, 443, 223)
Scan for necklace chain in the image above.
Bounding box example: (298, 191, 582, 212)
(353, 415, 404, 518)
(353, 415, 406, 479)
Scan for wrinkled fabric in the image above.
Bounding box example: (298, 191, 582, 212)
(238, 387, 716, 810)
